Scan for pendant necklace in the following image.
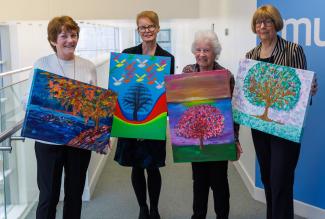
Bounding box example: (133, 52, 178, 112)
(56, 55, 76, 79)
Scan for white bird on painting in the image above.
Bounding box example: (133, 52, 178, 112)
(155, 81, 165, 89)
(136, 59, 148, 68)
(112, 77, 124, 86)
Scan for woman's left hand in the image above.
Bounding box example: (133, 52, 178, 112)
(311, 76, 318, 96)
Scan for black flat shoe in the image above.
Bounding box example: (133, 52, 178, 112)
(149, 209, 160, 219)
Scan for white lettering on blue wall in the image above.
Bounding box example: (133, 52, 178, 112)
(282, 18, 325, 47)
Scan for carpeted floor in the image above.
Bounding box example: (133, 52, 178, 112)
(26, 139, 305, 219)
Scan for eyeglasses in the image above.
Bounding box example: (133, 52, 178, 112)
(194, 48, 211, 54)
(256, 19, 274, 27)
(137, 25, 156, 33)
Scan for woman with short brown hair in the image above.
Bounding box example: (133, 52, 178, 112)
(28, 15, 97, 219)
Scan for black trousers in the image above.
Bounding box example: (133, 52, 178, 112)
(252, 129, 301, 219)
(191, 161, 229, 219)
(35, 142, 91, 219)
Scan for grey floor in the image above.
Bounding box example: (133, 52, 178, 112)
(26, 143, 305, 219)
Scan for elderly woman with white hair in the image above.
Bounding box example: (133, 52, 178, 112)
(182, 30, 242, 219)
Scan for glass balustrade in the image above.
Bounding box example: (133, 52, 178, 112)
(0, 56, 110, 218)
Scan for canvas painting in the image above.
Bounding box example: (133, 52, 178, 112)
(21, 69, 117, 154)
(165, 70, 236, 163)
(108, 52, 171, 140)
(232, 59, 314, 143)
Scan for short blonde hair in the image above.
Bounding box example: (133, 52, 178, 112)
(191, 30, 222, 60)
(136, 11, 160, 28)
(251, 4, 283, 33)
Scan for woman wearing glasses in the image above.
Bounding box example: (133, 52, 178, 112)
(114, 10, 174, 219)
(246, 5, 317, 219)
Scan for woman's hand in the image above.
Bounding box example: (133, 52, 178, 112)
(311, 76, 318, 96)
(96, 139, 112, 154)
(235, 141, 243, 161)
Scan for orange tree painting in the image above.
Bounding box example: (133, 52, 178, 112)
(21, 69, 117, 154)
(243, 62, 301, 122)
(47, 73, 117, 129)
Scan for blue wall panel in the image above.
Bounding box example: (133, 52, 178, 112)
(256, 0, 325, 209)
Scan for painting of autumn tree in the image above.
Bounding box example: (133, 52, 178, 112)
(122, 83, 152, 121)
(244, 62, 301, 122)
(175, 104, 225, 149)
(46, 73, 117, 129)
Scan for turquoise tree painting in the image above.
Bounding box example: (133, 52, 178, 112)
(232, 59, 314, 143)
(244, 62, 301, 123)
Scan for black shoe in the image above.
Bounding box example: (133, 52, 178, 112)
(149, 208, 160, 219)
(139, 206, 150, 219)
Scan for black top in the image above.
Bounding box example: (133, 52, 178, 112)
(114, 43, 175, 168)
(246, 35, 307, 70)
(123, 43, 175, 74)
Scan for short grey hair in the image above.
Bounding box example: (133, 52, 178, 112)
(191, 30, 222, 60)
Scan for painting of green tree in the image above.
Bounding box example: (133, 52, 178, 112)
(243, 62, 301, 123)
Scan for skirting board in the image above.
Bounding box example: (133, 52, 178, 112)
(234, 161, 325, 219)
(88, 153, 109, 199)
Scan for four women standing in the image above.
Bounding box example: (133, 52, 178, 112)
(27, 4, 317, 219)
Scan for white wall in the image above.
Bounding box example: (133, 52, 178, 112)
(0, 0, 199, 21)
(8, 21, 51, 70)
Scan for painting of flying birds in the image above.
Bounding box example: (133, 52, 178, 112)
(108, 52, 171, 140)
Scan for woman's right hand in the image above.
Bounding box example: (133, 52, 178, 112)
(235, 141, 243, 161)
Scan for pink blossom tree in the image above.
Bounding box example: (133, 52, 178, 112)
(176, 104, 225, 149)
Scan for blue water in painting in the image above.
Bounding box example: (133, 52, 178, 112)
(23, 105, 112, 144)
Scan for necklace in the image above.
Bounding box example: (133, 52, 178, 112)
(56, 55, 76, 79)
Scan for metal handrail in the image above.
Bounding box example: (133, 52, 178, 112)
(0, 120, 24, 144)
(0, 55, 110, 79)
(0, 66, 32, 77)
(0, 78, 29, 91)
(0, 56, 111, 146)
